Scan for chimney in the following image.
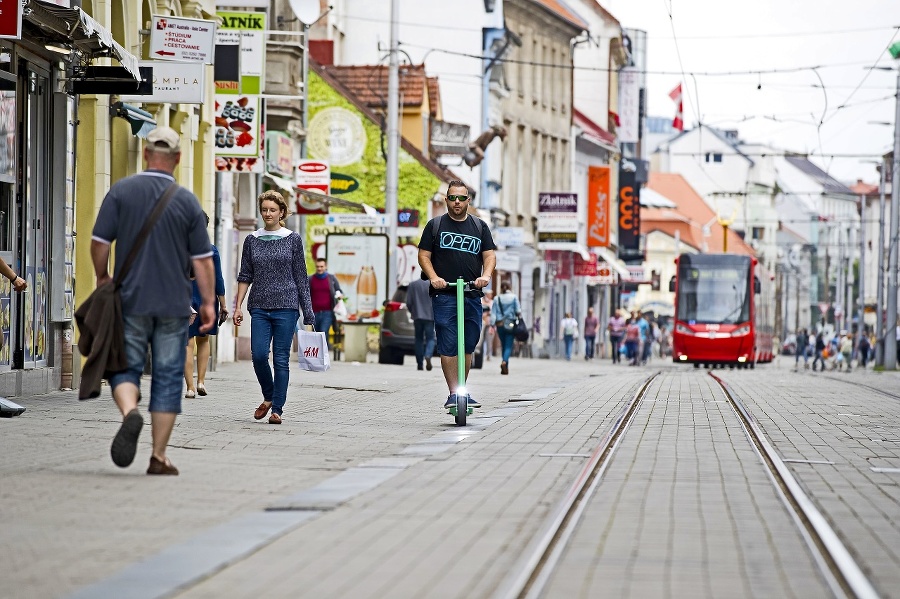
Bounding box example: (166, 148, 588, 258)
(309, 40, 334, 66)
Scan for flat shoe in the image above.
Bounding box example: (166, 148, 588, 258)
(185, 390, 196, 399)
(197, 384, 207, 397)
(269, 413, 282, 424)
(147, 456, 179, 475)
(110, 409, 143, 468)
(254, 401, 271, 420)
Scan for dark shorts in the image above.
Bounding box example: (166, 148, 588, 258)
(432, 294, 482, 357)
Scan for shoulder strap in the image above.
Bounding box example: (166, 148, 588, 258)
(115, 182, 179, 286)
(431, 213, 484, 239)
(496, 296, 505, 314)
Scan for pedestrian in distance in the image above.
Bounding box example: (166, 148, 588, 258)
(233, 190, 315, 425)
(811, 332, 826, 372)
(624, 317, 641, 366)
(560, 312, 578, 361)
(405, 277, 436, 371)
(839, 332, 853, 372)
(184, 212, 228, 399)
(89, 126, 216, 475)
(490, 282, 521, 375)
(638, 312, 653, 365)
(857, 330, 871, 369)
(583, 306, 598, 360)
(480, 289, 494, 362)
(418, 180, 496, 410)
(607, 308, 626, 363)
(309, 258, 342, 350)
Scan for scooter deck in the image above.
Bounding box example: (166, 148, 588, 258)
(447, 406, 474, 416)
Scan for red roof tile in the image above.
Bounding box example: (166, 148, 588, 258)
(531, 0, 589, 30)
(643, 173, 754, 256)
(849, 180, 879, 197)
(427, 77, 440, 119)
(322, 64, 428, 109)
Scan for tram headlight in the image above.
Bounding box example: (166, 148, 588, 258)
(676, 323, 693, 335)
(679, 355, 688, 361)
(731, 325, 751, 337)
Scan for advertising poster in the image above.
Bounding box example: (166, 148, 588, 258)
(537, 192, 579, 247)
(586, 166, 610, 248)
(214, 94, 262, 172)
(296, 159, 330, 214)
(326, 234, 388, 322)
(618, 161, 641, 261)
(0, 276, 10, 366)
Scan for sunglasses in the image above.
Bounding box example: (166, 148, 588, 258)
(447, 195, 469, 203)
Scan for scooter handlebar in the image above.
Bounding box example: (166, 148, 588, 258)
(447, 280, 478, 291)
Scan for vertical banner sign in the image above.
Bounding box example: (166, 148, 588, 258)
(618, 160, 641, 260)
(618, 68, 640, 144)
(296, 160, 330, 215)
(214, 11, 266, 173)
(0, 0, 23, 39)
(587, 166, 611, 248)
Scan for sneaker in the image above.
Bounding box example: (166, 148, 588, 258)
(425, 357, 433, 371)
(466, 396, 481, 408)
(444, 394, 457, 408)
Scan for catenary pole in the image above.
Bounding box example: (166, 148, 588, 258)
(858, 193, 865, 339)
(876, 161, 887, 366)
(385, 0, 400, 298)
(884, 70, 900, 369)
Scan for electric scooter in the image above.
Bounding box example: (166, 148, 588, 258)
(447, 277, 475, 426)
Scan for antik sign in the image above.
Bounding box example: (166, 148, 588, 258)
(120, 61, 206, 104)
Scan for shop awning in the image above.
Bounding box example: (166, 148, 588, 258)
(110, 101, 156, 138)
(24, 0, 141, 84)
(295, 186, 368, 213)
(593, 246, 631, 279)
(263, 172, 295, 194)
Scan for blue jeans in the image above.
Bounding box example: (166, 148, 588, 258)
(250, 309, 298, 415)
(432, 294, 482, 356)
(109, 315, 189, 413)
(563, 334, 574, 360)
(585, 336, 596, 359)
(498, 327, 515, 363)
(314, 310, 335, 347)
(609, 334, 623, 363)
(413, 319, 436, 367)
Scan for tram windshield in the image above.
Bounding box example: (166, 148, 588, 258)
(676, 266, 750, 325)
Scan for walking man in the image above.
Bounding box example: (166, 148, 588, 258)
(583, 307, 598, 360)
(309, 258, 342, 348)
(405, 277, 436, 371)
(418, 180, 496, 409)
(90, 127, 216, 475)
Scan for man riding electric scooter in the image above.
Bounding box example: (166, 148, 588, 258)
(418, 180, 496, 412)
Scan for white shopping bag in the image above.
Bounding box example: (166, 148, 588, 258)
(298, 330, 330, 372)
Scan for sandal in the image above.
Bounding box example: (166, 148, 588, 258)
(197, 383, 207, 397)
(185, 390, 196, 399)
(268, 413, 282, 425)
(254, 401, 272, 420)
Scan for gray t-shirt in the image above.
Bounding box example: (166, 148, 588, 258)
(92, 170, 212, 317)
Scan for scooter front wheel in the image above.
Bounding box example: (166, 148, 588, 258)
(455, 393, 467, 426)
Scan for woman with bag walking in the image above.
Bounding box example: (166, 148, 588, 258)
(233, 191, 315, 424)
(490, 282, 521, 375)
(560, 312, 579, 361)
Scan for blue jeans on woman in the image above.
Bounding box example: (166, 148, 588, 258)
(250, 309, 298, 415)
(498, 327, 515, 363)
(563, 334, 575, 360)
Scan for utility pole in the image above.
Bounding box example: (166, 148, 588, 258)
(858, 194, 866, 336)
(885, 69, 900, 369)
(876, 161, 887, 366)
(385, 0, 400, 298)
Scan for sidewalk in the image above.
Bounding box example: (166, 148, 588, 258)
(2, 354, 619, 599)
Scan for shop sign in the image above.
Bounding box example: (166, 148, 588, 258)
(573, 253, 598, 277)
(330, 172, 359, 194)
(215, 11, 266, 94)
(214, 94, 261, 170)
(495, 251, 521, 273)
(430, 120, 470, 155)
(308, 107, 367, 166)
(265, 132, 294, 178)
(618, 159, 641, 261)
(325, 214, 389, 227)
(296, 160, 330, 214)
(626, 265, 647, 282)
(0, 0, 22, 39)
(588, 263, 618, 285)
(495, 226, 525, 247)
(537, 192, 578, 249)
(150, 16, 216, 64)
(618, 67, 640, 144)
(587, 166, 611, 248)
(120, 60, 206, 104)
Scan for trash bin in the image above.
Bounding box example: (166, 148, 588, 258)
(341, 321, 370, 362)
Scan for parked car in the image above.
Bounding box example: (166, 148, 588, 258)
(379, 285, 483, 368)
(781, 333, 797, 356)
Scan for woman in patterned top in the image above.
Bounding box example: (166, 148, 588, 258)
(233, 190, 315, 424)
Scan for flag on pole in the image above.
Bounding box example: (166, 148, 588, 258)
(669, 83, 684, 132)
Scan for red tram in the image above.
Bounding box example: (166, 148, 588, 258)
(669, 253, 774, 368)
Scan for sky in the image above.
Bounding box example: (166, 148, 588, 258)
(599, 0, 900, 185)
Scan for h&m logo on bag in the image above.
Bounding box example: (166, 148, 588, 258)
(304, 346, 319, 358)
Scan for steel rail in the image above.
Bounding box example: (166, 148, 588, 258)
(709, 373, 879, 599)
(493, 374, 659, 599)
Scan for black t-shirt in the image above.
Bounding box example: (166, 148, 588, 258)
(418, 214, 496, 297)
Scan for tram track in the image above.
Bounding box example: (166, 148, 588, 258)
(495, 371, 880, 599)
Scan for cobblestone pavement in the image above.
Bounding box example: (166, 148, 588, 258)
(3, 353, 900, 598)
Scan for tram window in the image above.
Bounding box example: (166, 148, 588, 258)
(754, 276, 761, 294)
(668, 276, 675, 292)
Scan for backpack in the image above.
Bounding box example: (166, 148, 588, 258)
(420, 214, 485, 280)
